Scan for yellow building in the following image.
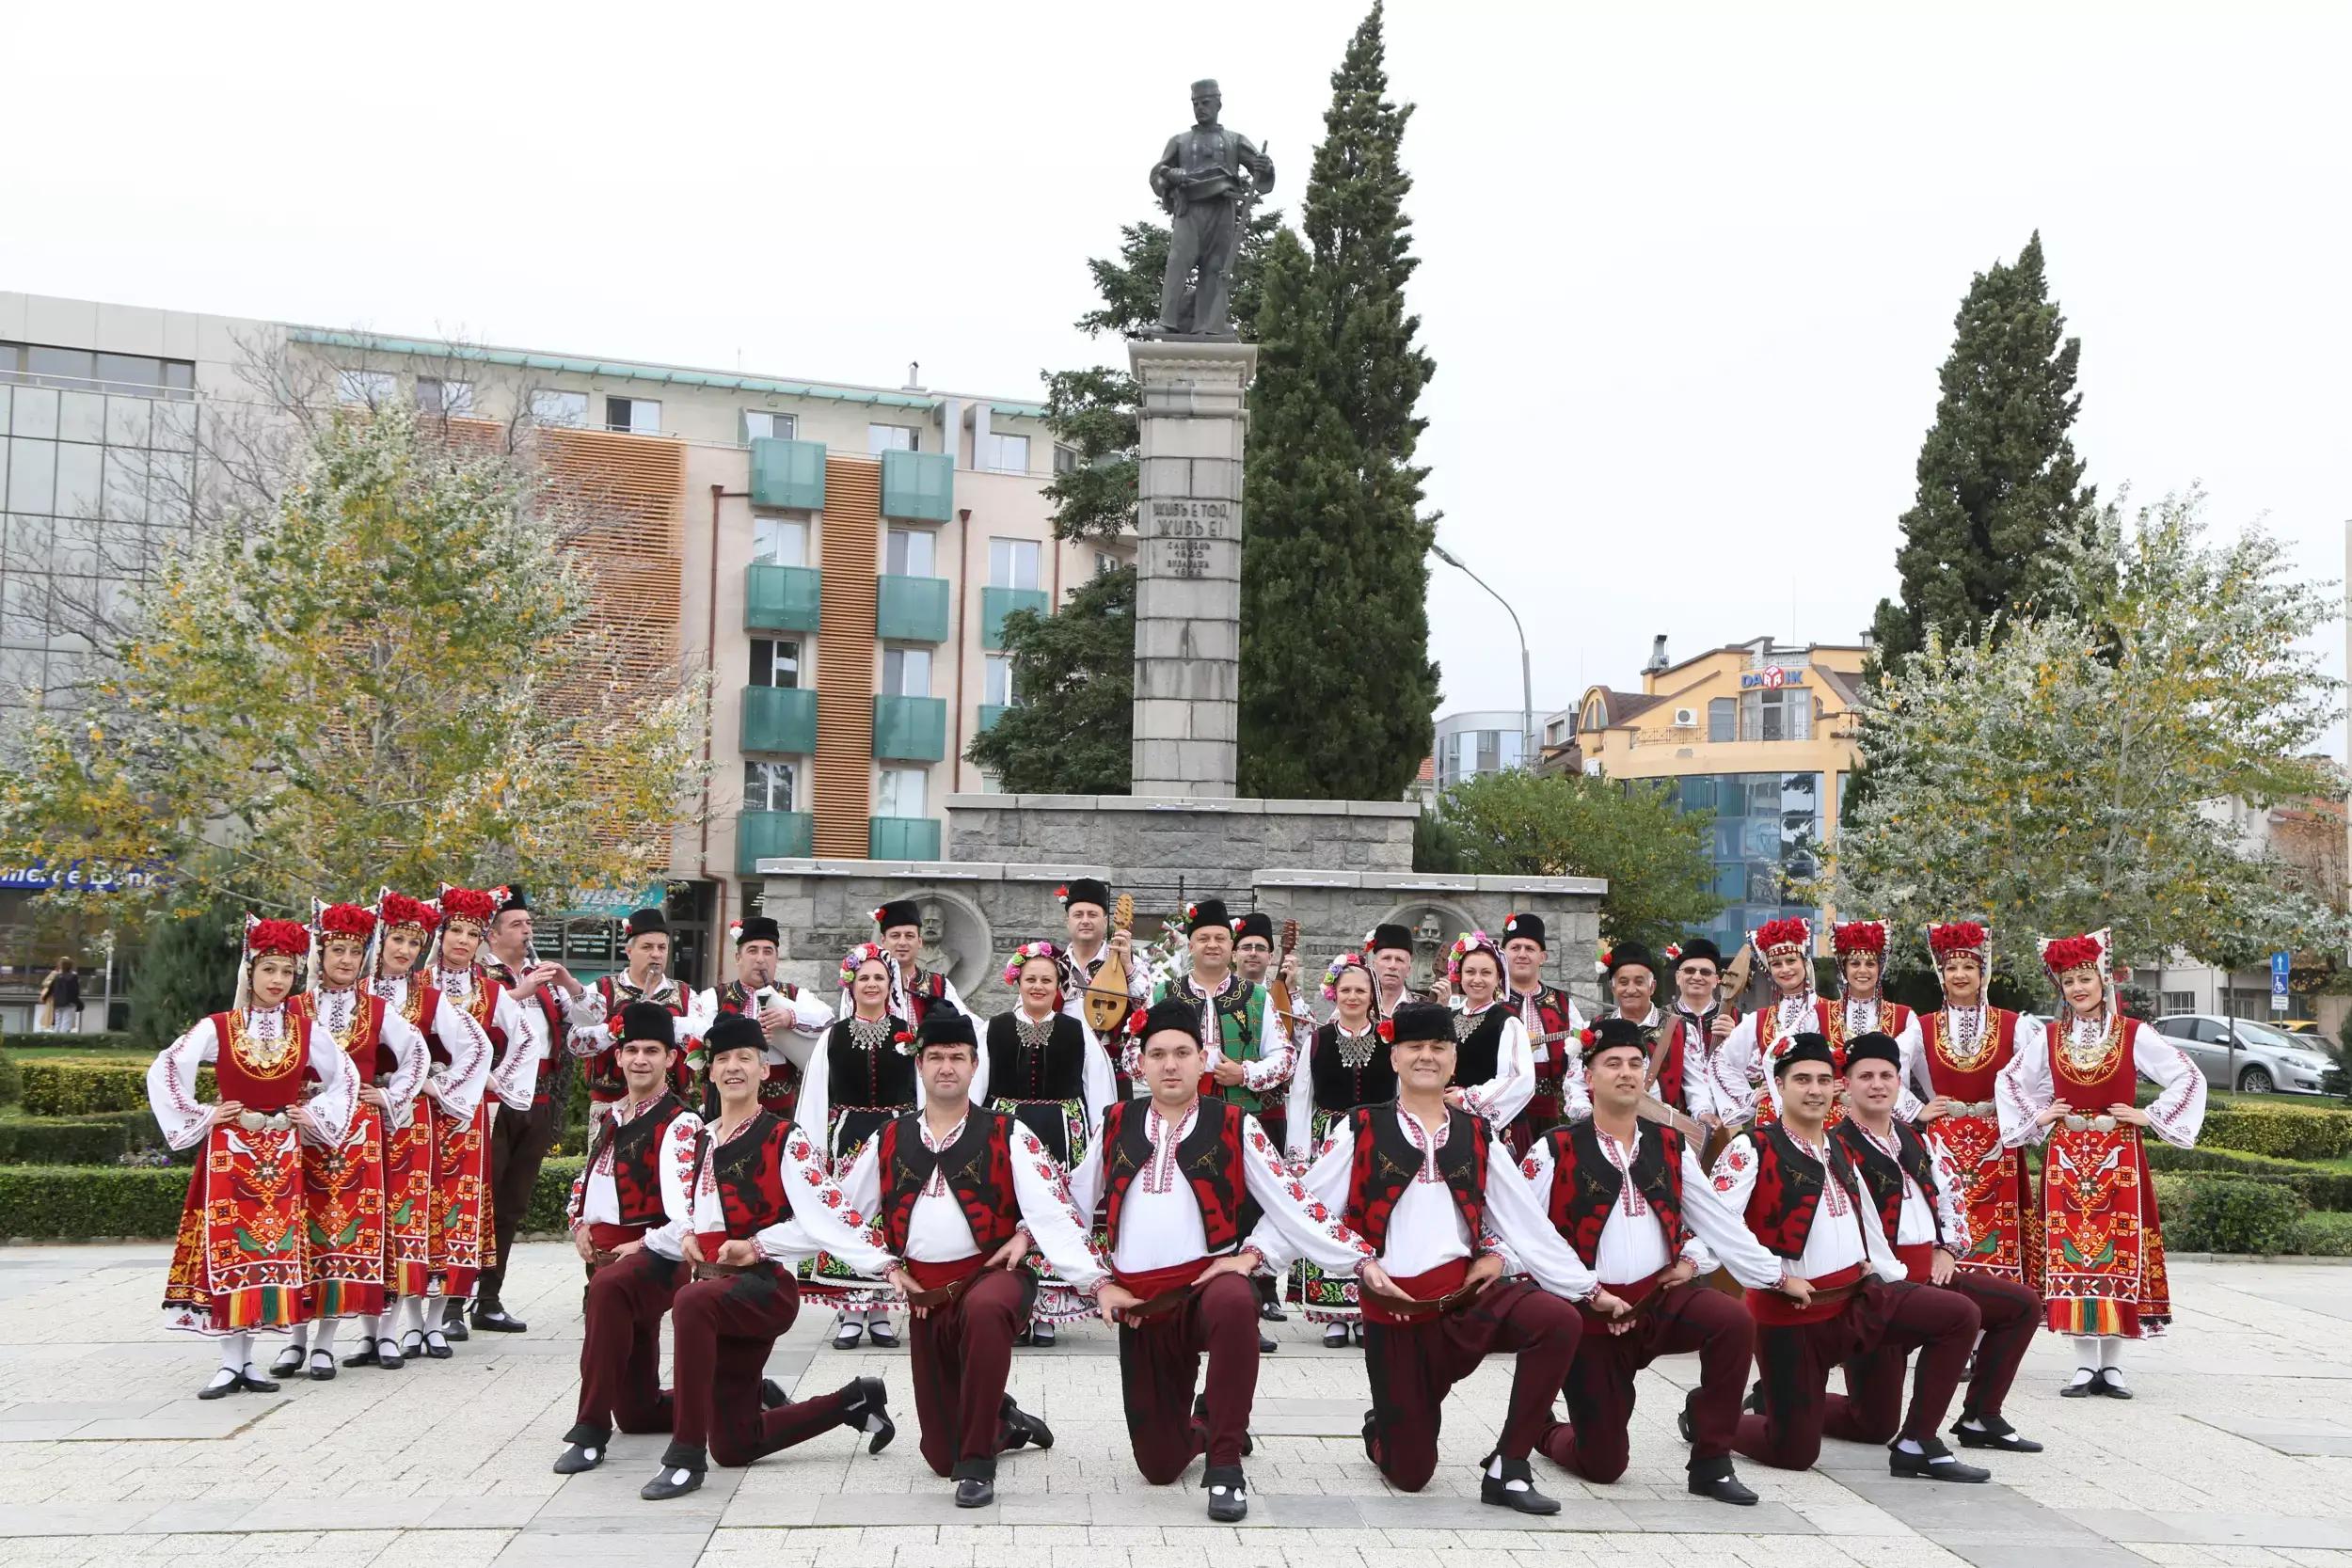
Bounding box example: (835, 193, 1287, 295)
(1574, 637, 1867, 957)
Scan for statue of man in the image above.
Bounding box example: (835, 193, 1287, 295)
(1150, 78, 1276, 336)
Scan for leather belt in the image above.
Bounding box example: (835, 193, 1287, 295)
(691, 1260, 757, 1281)
(903, 1269, 990, 1310)
(1359, 1278, 1487, 1319)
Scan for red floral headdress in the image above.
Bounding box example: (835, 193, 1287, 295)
(376, 891, 440, 934)
(2039, 931, 2108, 979)
(1753, 916, 1812, 958)
(315, 902, 377, 945)
(1831, 920, 1885, 958)
(1927, 921, 1990, 968)
(245, 916, 310, 958)
(438, 885, 499, 926)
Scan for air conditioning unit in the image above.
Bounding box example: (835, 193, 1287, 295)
(1673, 707, 1698, 728)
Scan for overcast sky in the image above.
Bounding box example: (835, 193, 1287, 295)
(8, 1, 2346, 742)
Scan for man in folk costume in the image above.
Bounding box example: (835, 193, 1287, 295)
(698, 914, 832, 1122)
(570, 907, 709, 1142)
(1705, 1035, 1992, 1481)
(842, 1012, 1106, 1506)
(1907, 922, 2044, 1291)
(1521, 1019, 1760, 1505)
(1596, 941, 1664, 1032)
(149, 917, 358, 1399)
(838, 898, 968, 1026)
(426, 884, 545, 1343)
(1071, 1000, 1381, 1522)
(475, 884, 591, 1336)
(1056, 877, 1152, 1037)
(1650, 938, 1749, 1132)
(1835, 1032, 2045, 1455)
(275, 901, 430, 1380)
(1262, 1002, 1609, 1516)
(366, 891, 494, 1359)
(1999, 930, 2205, 1399)
(1491, 912, 1588, 1156)
(1231, 908, 1309, 1325)
(637, 1014, 900, 1500)
(553, 1003, 706, 1475)
(1723, 917, 1823, 1125)
(1364, 922, 1429, 1020)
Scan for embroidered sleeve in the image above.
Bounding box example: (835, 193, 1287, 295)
(1687, 1139, 1781, 1290)
(566, 1157, 589, 1227)
(1518, 1139, 1555, 1212)
(147, 1018, 220, 1150)
(1994, 1020, 2054, 1149)
(1462, 1016, 1534, 1125)
(300, 1026, 359, 1148)
(564, 983, 609, 1055)
(1484, 1137, 1597, 1300)
(485, 991, 540, 1112)
(654, 1114, 703, 1234)
(764, 1125, 893, 1272)
(1240, 991, 1297, 1092)
(1926, 1136, 1971, 1253)
(431, 995, 493, 1120)
(1248, 1120, 1352, 1274)
(1242, 1114, 1373, 1274)
(2133, 1021, 2208, 1148)
(377, 1006, 430, 1127)
(1009, 1122, 1108, 1294)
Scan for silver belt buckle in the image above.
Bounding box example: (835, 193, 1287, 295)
(2061, 1114, 2089, 1132)
(1968, 1100, 1997, 1118)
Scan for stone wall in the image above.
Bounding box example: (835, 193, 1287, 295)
(941, 793, 1415, 896)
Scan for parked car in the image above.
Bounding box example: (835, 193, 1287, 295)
(2152, 1014, 2337, 1095)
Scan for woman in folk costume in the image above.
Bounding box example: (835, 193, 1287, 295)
(1722, 916, 1824, 1126)
(836, 898, 968, 1026)
(986, 939, 1114, 1345)
(1824, 921, 1923, 1067)
(1998, 929, 2205, 1398)
(149, 917, 358, 1399)
(272, 900, 432, 1380)
(1280, 951, 1398, 1347)
(798, 941, 940, 1348)
(1440, 931, 1535, 1128)
(1907, 922, 2044, 1291)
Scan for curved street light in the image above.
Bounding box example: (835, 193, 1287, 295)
(1430, 541, 1535, 775)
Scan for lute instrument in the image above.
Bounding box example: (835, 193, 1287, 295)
(1266, 918, 1307, 1032)
(1081, 893, 1136, 1035)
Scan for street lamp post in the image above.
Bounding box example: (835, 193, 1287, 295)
(1431, 542, 1534, 772)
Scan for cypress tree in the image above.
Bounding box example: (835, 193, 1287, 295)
(1238, 3, 1438, 799)
(1869, 233, 2092, 669)
(964, 564, 1136, 794)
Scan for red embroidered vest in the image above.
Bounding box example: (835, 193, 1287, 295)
(587, 975, 696, 1104)
(1102, 1098, 1247, 1254)
(877, 1109, 1018, 1256)
(715, 980, 803, 1116)
(707, 1111, 795, 1240)
(1742, 1121, 1865, 1260)
(593, 1091, 694, 1228)
(294, 991, 389, 1078)
(1343, 1103, 1489, 1259)
(208, 1009, 313, 1112)
(1832, 1117, 1951, 1249)
(1918, 1008, 2021, 1101)
(1541, 1119, 1686, 1269)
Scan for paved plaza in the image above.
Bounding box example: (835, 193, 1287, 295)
(2, 1245, 2347, 1568)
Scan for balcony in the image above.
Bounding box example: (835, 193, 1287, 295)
(976, 703, 1010, 734)
(739, 685, 817, 754)
(743, 563, 821, 632)
(735, 810, 813, 875)
(875, 574, 951, 642)
(980, 585, 1049, 650)
(873, 695, 947, 761)
(749, 437, 826, 511)
(881, 449, 953, 522)
(868, 816, 942, 861)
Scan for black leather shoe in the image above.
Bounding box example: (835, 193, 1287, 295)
(471, 1307, 528, 1333)
(1678, 1388, 1698, 1443)
(308, 1350, 338, 1382)
(1324, 1323, 1351, 1349)
(2060, 1369, 2098, 1397)
(1953, 1416, 2044, 1452)
(401, 1329, 426, 1361)
(270, 1345, 306, 1378)
(1259, 1298, 1287, 1323)
(1030, 1321, 1055, 1348)
(1480, 1456, 1562, 1514)
(1194, 1392, 1252, 1455)
(955, 1477, 994, 1508)
(552, 1441, 604, 1475)
(1890, 1437, 1990, 1482)
(422, 1330, 453, 1360)
(844, 1375, 895, 1454)
(1204, 1465, 1249, 1522)
(834, 1319, 866, 1349)
(234, 1367, 279, 1394)
(197, 1373, 240, 1401)
(867, 1320, 899, 1349)
(440, 1303, 470, 1342)
(1362, 1408, 1379, 1465)
(1689, 1465, 1758, 1506)
(998, 1396, 1055, 1451)
(760, 1378, 787, 1411)
(1259, 1332, 1277, 1354)
(2093, 1369, 2133, 1400)
(640, 1464, 704, 1500)
(343, 1342, 383, 1370)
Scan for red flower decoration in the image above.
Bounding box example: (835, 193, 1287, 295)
(439, 886, 498, 925)
(2042, 935, 2104, 975)
(892, 1029, 913, 1045)
(246, 918, 310, 958)
(317, 903, 376, 943)
(1930, 921, 1988, 957)
(378, 892, 440, 933)
(1055, 884, 1070, 900)
(1578, 1026, 1596, 1047)
(1755, 916, 1811, 953)
(1375, 1019, 1395, 1042)
(872, 906, 888, 925)
(1831, 920, 1886, 957)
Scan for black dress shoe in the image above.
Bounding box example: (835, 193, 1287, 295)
(235, 1367, 280, 1394)
(955, 1477, 994, 1508)
(834, 1319, 866, 1349)
(844, 1375, 895, 1454)
(867, 1320, 900, 1349)
(470, 1307, 528, 1333)
(1480, 1456, 1563, 1514)
(1259, 1332, 1277, 1354)
(641, 1445, 707, 1500)
(1689, 1465, 1758, 1506)
(1194, 1392, 1252, 1455)
(308, 1350, 338, 1382)
(2093, 1369, 2133, 1400)
(998, 1396, 1055, 1451)
(1678, 1388, 1698, 1443)
(552, 1441, 604, 1475)
(1324, 1323, 1351, 1349)
(1890, 1437, 1990, 1482)
(1030, 1321, 1055, 1348)
(270, 1345, 306, 1378)
(1203, 1465, 1249, 1522)
(401, 1329, 426, 1361)
(2060, 1369, 2098, 1397)
(372, 1337, 406, 1370)
(343, 1343, 383, 1370)
(760, 1377, 787, 1411)
(1259, 1298, 1287, 1323)
(1953, 1416, 2044, 1452)
(422, 1331, 453, 1360)
(441, 1320, 469, 1342)
(197, 1373, 240, 1401)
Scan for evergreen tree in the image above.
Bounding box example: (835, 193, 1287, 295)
(1237, 3, 1438, 799)
(964, 564, 1136, 794)
(126, 903, 239, 1051)
(1869, 233, 2093, 670)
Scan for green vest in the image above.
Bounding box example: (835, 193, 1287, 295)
(1153, 973, 1268, 1113)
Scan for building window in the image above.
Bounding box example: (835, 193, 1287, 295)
(1583, 699, 1604, 731)
(748, 638, 800, 689)
(2160, 990, 2195, 1016)
(884, 527, 935, 578)
(417, 377, 474, 416)
(606, 396, 660, 436)
(0, 343, 195, 399)
(983, 653, 1014, 707)
(743, 759, 796, 813)
(988, 537, 1041, 590)
(1055, 444, 1081, 475)
(1094, 550, 1119, 578)
(1661, 770, 1824, 958)
(877, 767, 927, 818)
(530, 388, 588, 427)
(752, 515, 807, 566)
(336, 370, 396, 406)
(882, 646, 931, 697)
(1741, 687, 1810, 742)
(980, 432, 1030, 473)
(1708, 697, 1736, 743)
(743, 410, 797, 443)
(867, 423, 917, 455)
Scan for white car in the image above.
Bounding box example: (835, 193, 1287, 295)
(2152, 1014, 2336, 1096)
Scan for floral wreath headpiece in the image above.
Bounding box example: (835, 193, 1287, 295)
(1003, 939, 1066, 988)
(839, 941, 890, 993)
(1321, 950, 1371, 1001)
(1446, 930, 1502, 986)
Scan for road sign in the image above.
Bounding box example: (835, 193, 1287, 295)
(2271, 951, 2292, 1014)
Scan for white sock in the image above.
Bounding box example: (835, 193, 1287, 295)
(283, 1327, 308, 1354)
(1485, 1455, 1528, 1489)
(311, 1320, 339, 1357)
(2070, 1336, 2102, 1370)
(358, 1313, 382, 1342)
(2097, 1337, 2125, 1371)
(1896, 1437, 1924, 1454)
(216, 1332, 252, 1374)
(398, 1298, 424, 1337)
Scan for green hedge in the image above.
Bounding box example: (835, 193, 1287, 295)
(18, 1061, 210, 1117)
(0, 1111, 169, 1165)
(2162, 1176, 2307, 1255)
(2288, 1211, 2352, 1257)
(0, 1154, 586, 1240)
(2145, 1143, 2352, 1211)
(2199, 1105, 2352, 1163)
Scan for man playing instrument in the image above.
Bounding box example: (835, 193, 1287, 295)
(699, 914, 832, 1122)
(1650, 939, 1749, 1133)
(570, 908, 708, 1143)
(1496, 912, 1587, 1154)
(1365, 923, 1429, 1020)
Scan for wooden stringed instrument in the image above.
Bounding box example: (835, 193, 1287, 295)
(1266, 918, 1305, 1032)
(1082, 893, 1136, 1035)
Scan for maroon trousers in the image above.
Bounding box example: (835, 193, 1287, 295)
(569, 1248, 681, 1444)
(669, 1268, 853, 1466)
(1363, 1280, 1581, 1492)
(1850, 1266, 2040, 1429)
(1541, 1283, 1754, 1481)
(909, 1266, 1033, 1481)
(1118, 1272, 1260, 1481)
(1736, 1280, 1979, 1469)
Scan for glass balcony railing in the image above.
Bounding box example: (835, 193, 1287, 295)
(736, 810, 813, 875)
(868, 816, 942, 861)
(739, 685, 817, 754)
(872, 695, 947, 761)
(875, 574, 950, 642)
(980, 585, 1049, 650)
(743, 563, 821, 632)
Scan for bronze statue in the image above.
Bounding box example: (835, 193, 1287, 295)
(1149, 79, 1275, 337)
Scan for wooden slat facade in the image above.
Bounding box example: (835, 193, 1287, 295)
(814, 454, 881, 858)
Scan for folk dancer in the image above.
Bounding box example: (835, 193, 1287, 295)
(366, 891, 494, 1360)
(1651, 938, 1750, 1135)
(1596, 940, 1665, 1033)
(1262, 1001, 1608, 1515)
(1438, 932, 1536, 1132)
(426, 884, 545, 1342)
(150, 917, 358, 1399)
(1056, 878, 1153, 1087)
(987, 941, 1116, 1347)
(1826, 920, 1923, 1067)
(638, 1013, 901, 1500)
(1073, 1000, 1382, 1522)
(553, 1003, 705, 1476)
(476, 884, 591, 1336)
(799, 942, 950, 1348)
(1496, 911, 1588, 1154)
(1365, 922, 1428, 1020)
(1999, 930, 2206, 1398)
(847, 1012, 1108, 1506)
(699, 914, 832, 1121)
(1280, 952, 1396, 1346)
(1907, 922, 2043, 1291)
(1521, 1018, 1760, 1504)
(277, 901, 429, 1379)
(838, 898, 968, 1026)
(568, 906, 707, 1143)
(1705, 1034, 1992, 1481)
(1835, 1032, 2044, 1453)
(1722, 917, 1821, 1125)
(1232, 908, 1309, 1323)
